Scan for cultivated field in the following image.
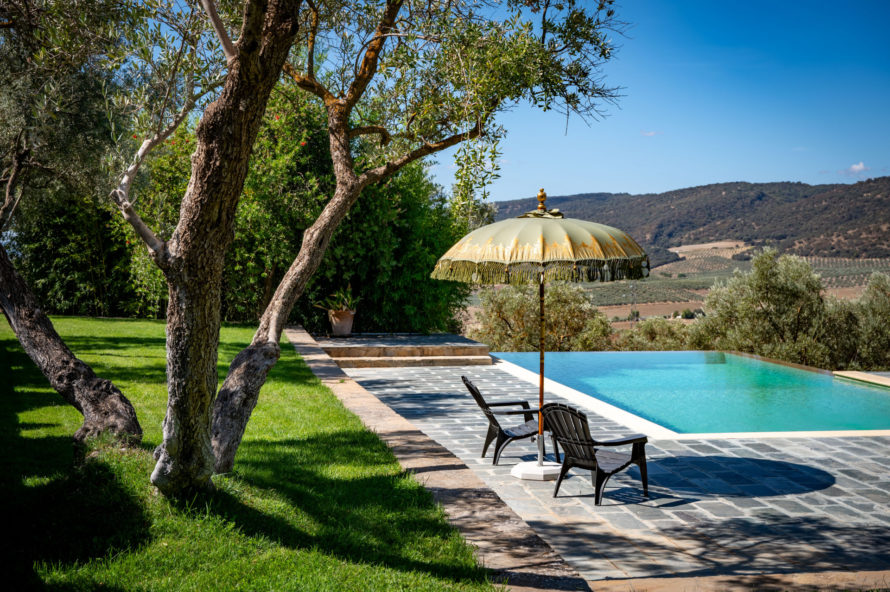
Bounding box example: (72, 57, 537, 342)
(583, 243, 888, 317)
(461, 243, 889, 329)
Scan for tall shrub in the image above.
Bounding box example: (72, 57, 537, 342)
(470, 283, 611, 351)
(687, 249, 884, 369)
(11, 194, 135, 317)
(615, 318, 690, 351)
(130, 90, 468, 333)
(856, 272, 890, 370)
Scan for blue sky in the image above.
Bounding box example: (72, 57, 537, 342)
(430, 0, 890, 201)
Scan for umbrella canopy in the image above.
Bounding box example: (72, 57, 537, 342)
(431, 196, 648, 284)
(431, 189, 648, 478)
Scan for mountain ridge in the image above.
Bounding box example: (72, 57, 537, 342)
(492, 177, 890, 267)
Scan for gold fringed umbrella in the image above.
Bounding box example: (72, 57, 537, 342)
(431, 188, 649, 479)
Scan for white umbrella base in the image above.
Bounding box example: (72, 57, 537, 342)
(510, 460, 561, 480)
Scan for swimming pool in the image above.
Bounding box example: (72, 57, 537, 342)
(493, 351, 890, 434)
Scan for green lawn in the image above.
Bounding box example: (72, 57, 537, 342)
(0, 317, 495, 591)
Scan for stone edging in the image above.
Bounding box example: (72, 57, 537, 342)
(284, 327, 590, 592)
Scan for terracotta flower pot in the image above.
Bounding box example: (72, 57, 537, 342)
(328, 309, 355, 337)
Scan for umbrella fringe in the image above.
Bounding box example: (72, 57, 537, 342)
(430, 257, 650, 284)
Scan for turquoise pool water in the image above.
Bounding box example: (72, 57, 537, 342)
(493, 351, 890, 433)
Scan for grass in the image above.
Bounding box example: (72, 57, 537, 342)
(0, 317, 496, 591)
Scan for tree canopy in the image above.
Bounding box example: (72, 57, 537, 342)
(2, 0, 627, 495)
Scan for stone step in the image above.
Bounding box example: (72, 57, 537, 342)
(333, 355, 493, 368)
(322, 344, 489, 358)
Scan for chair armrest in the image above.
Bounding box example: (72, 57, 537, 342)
(596, 434, 648, 446)
(495, 405, 540, 423)
(488, 400, 531, 408)
(499, 408, 541, 415)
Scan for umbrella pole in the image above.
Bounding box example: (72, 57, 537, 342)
(538, 273, 545, 466)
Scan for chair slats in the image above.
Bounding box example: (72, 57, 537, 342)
(542, 403, 649, 505)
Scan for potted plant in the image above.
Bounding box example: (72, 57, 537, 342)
(314, 286, 360, 336)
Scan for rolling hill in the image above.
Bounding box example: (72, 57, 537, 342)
(493, 177, 890, 267)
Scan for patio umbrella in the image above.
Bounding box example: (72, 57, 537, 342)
(431, 189, 649, 479)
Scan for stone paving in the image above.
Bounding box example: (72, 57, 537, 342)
(345, 363, 890, 586)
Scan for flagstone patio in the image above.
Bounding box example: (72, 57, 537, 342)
(288, 328, 890, 590)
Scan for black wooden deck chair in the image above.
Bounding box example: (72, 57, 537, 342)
(542, 402, 648, 504)
(461, 376, 541, 465)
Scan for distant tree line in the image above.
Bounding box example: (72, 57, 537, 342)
(472, 250, 890, 371)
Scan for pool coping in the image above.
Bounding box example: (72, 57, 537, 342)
(835, 370, 890, 389)
(492, 356, 890, 440)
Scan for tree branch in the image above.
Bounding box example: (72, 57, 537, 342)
(154, 22, 192, 138)
(282, 62, 335, 104)
(359, 122, 481, 186)
(344, 0, 403, 110)
(348, 125, 391, 145)
(0, 145, 26, 230)
(109, 83, 206, 260)
(200, 0, 237, 66)
(305, 0, 319, 79)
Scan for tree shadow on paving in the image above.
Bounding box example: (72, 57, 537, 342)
(356, 383, 500, 420)
(1, 337, 152, 589)
(518, 456, 835, 509)
(535, 512, 890, 581)
(199, 431, 490, 586)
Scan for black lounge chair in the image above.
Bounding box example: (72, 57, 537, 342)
(461, 376, 541, 465)
(542, 402, 648, 504)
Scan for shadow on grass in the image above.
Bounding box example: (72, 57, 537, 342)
(2, 332, 487, 588)
(51, 335, 168, 387)
(59, 331, 275, 387)
(198, 431, 489, 586)
(1, 337, 153, 590)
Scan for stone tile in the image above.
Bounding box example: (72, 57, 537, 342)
(341, 360, 890, 585)
(766, 499, 814, 514)
(695, 501, 747, 518)
(725, 497, 769, 509)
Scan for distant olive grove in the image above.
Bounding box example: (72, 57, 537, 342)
(471, 250, 890, 371)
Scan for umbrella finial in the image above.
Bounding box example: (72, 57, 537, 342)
(537, 188, 547, 211)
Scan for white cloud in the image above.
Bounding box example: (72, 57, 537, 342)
(838, 161, 870, 177)
(640, 130, 662, 137)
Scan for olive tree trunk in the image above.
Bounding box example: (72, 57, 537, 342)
(0, 241, 142, 442)
(211, 100, 477, 473)
(211, 105, 366, 472)
(149, 0, 301, 496)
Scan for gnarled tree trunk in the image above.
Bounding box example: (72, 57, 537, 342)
(211, 83, 478, 472)
(0, 242, 142, 442)
(212, 104, 365, 472)
(212, 183, 364, 471)
(148, 0, 302, 496)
